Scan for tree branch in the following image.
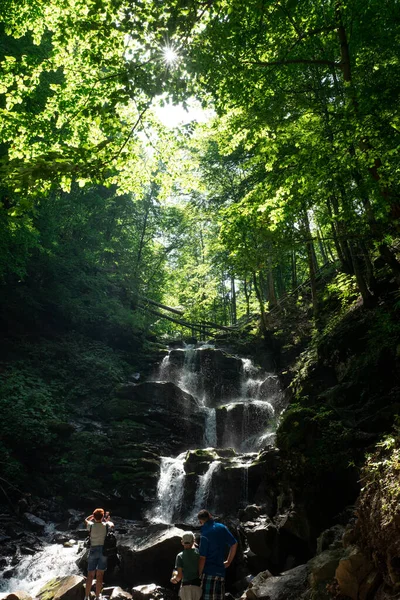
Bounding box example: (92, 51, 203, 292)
(246, 59, 341, 68)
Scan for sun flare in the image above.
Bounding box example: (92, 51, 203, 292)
(162, 45, 179, 66)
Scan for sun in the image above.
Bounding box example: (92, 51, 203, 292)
(162, 45, 179, 66)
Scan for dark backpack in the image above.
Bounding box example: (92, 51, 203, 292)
(102, 523, 117, 557)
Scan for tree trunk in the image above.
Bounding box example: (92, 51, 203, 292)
(230, 274, 237, 325)
(336, 4, 400, 281)
(348, 243, 375, 307)
(303, 210, 319, 320)
(253, 271, 268, 337)
(317, 229, 329, 264)
(243, 278, 250, 318)
(291, 250, 297, 292)
(267, 256, 277, 308)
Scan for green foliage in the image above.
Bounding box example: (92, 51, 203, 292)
(0, 363, 61, 452)
(325, 273, 359, 310)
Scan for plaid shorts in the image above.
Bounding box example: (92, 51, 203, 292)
(201, 574, 225, 600)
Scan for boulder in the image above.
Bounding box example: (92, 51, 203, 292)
(242, 518, 278, 560)
(184, 449, 218, 475)
(130, 585, 174, 600)
(38, 575, 85, 600)
(6, 592, 33, 600)
(238, 505, 264, 522)
(131, 584, 158, 600)
(245, 565, 309, 600)
(118, 526, 185, 587)
(110, 588, 133, 600)
(308, 548, 345, 586)
(316, 525, 345, 554)
(23, 513, 47, 533)
(335, 545, 375, 600)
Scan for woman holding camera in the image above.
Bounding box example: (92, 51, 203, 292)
(84, 508, 114, 600)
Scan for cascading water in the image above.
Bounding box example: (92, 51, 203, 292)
(187, 461, 221, 523)
(0, 543, 80, 596)
(149, 344, 284, 524)
(148, 452, 186, 524)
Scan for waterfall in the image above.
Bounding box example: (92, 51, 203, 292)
(0, 544, 80, 596)
(188, 461, 221, 522)
(178, 347, 201, 399)
(158, 355, 170, 380)
(147, 345, 284, 524)
(204, 407, 217, 447)
(148, 453, 186, 524)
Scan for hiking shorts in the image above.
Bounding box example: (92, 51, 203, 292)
(88, 545, 107, 571)
(201, 575, 225, 600)
(179, 584, 202, 600)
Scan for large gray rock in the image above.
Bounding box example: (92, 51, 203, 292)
(110, 588, 132, 600)
(242, 518, 278, 560)
(118, 526, 185, 587)
(23, 513, 47, 533)
(308, 548, 344, 586)
(37, 575, 85, 600)
(246, 565, 309, 600)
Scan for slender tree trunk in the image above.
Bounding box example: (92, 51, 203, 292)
(348, 243, 375, 307)
(230, 274, 237, 325)
(360, 241, 378, 293)
(243, 278, 250, 318)
(291, 250, 297, 292)
(253, 271, 268, 337)
(267, 256, 277, 308)
(329, 195, 354, 273)
(303, 210, 319, 319)
(317, 229, 329, 264)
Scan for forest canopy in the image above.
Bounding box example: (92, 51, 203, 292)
(0, 0, 400, 335)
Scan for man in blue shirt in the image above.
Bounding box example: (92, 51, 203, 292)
(198, 509, 238, 600)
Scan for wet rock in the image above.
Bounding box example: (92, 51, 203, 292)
(20, 546, 36, 555)
(38, 575, 85, 600)
(6, 592, 33, 600)
(131, 584, 158, 600)
(165, 348, 244, 407)
(245, 565, 309, 600)
(184, 449, 218, 475)
(23, 513, 47, 533)
(3, 568, 16, 579)
(216, 402, 274, 450)
(110, 381, 206, 453)
(110, 587, 132, 600)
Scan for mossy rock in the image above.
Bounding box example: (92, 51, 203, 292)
(215, 448, 236, 458)
(38, 575, 85, 600)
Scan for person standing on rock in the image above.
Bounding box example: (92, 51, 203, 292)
(84, 508, 114, 600)
(171, 531, 202, 600)
(197, 509, 238, 600)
